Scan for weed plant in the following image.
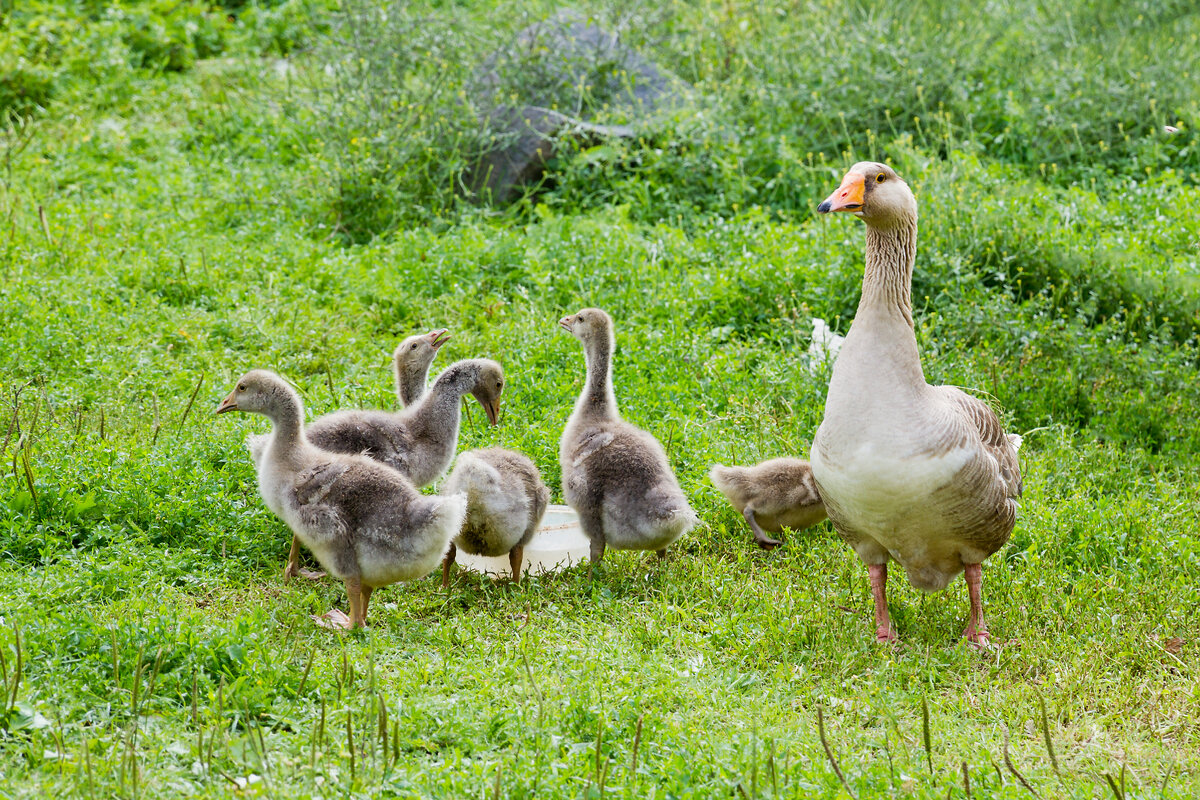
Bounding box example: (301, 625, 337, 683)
(0, 0, 1197, 797)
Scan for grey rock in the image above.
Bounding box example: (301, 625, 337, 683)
(468, 10, 692, 202)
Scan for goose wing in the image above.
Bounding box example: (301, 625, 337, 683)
(933, 386, 1022, 499)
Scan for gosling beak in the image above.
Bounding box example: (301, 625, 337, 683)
(215, 391, 238, 414)
(428, 328, 450, 349)
(817, 171, 865, 213)
(481, 398, 500, 426)
(558, 317, 572, 332)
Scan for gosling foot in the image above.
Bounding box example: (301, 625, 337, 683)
(753, 532, 782, 550)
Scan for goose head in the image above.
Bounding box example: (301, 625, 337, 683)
(468, 360, 505, 426)
(216, 370, 295, 417)
(558, 307, 614, 351)
(817, 162, 916, 229)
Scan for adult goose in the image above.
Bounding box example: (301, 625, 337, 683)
(810, 162, 1022, 646)
(217, 370, 467, 628)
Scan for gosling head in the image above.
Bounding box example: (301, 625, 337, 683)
(468, 360, 505, 426)
(394, 328, 450, 400)
(817, 162, 916, 229)
(216, 370, 295, 417)
(394, 328, 450, 372)
(558, 307, 614, 351)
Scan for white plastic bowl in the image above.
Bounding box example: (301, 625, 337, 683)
(454, 504, 588, 578)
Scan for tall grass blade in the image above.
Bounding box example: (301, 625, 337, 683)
(817, 707, 857, 800)
(922, 697, 933, 776)
(1003, 730, 1042, 799)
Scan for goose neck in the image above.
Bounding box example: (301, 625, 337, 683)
(859, 218, 917, 327)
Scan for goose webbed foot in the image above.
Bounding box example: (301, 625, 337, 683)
(876, 625, 901, 644)
(868, 563, 899, 644)
(298, 568, 327, 580)
(963, 625, 991, 648)
(744, 507, 781, 550)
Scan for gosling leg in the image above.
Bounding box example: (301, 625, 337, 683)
(360, 586, 374, 624)
(285, 534, 326, 581)
(508, 545, 525, 582)
(743, 506, 782, 550)
(345, 575, 365, 629)
(283, 536, 301, 581)
(588, 538, 606, 580)
(442, 542, 457, 589)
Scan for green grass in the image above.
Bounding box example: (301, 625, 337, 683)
(1, 0, 1198, 796)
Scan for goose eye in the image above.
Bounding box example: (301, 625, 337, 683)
(238, 384, 246, 391)
(876, 173, 886, 183)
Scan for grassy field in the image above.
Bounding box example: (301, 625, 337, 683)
(1, 0, 1198, 797)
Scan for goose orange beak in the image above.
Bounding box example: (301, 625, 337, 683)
(428, 328, 450, 349)
(558, 317, 572, 332)
(818, 172, 865, 213)
(216, 391, 238, 414)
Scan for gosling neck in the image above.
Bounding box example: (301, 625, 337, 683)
(265, 390, 306, 462)
(576, 331, 618, 420)
(859, 215, 918, 328)
(394, 360, 430, 407)
(409, 361, 476, 431)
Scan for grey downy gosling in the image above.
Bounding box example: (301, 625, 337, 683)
(709, 457, 828, 549)
(246, 328, 452, 473)
(439, 448, 550, 587)
(811, 162, 1022, 646)
(217, 370, 467, 629)
(278, 358, 504, 581)
(558, 308, 698, 576)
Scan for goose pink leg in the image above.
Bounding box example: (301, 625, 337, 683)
(962, 563, 990, 646)
(869, 564, 899, 643)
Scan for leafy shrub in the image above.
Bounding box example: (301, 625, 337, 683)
(289, 0, 496, 241)
(0, 57, 55, 117)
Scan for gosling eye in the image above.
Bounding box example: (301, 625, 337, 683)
(238, 384, 247, 391)
(876, 172, 886, 183)
(410, 344, 417, 350)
